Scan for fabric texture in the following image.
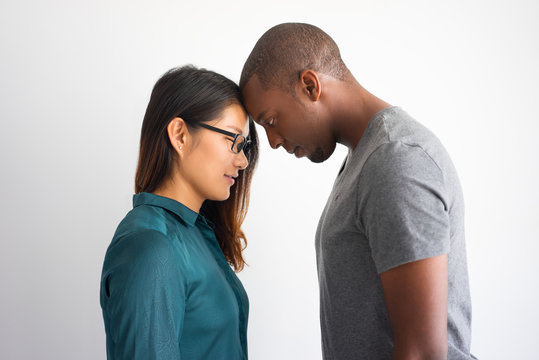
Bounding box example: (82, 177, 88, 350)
(315, 107, 475, 359)
(100, 192, 248, 360)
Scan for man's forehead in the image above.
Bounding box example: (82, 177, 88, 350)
(242, 74, 265, 99)
(242, 75, 268, 120)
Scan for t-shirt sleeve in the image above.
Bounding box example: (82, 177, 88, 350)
(101, 230, 186, 359)
(357, 141, 450, 274)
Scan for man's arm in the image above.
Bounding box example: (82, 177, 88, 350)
(380, 254, 448, 360)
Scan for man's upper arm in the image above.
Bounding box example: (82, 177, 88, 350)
(357, 141, 450, 273)
(357, 142, 451, 358)
(380, 255, 448, 359)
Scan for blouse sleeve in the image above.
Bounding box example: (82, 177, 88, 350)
(101, 230, 186, 359)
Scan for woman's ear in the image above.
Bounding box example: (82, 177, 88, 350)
(299, 70, 322, 101)
(167, 117, 189, 156)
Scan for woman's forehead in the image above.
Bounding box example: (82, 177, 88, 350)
(213, 104, 249, 136)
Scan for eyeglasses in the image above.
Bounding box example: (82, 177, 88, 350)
(198, 122, 252, 154)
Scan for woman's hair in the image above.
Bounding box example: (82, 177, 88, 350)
(135, 65, 259, 271)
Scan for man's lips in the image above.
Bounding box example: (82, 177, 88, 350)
(286, 146, 297, 154)
(286, 146, 304, 158)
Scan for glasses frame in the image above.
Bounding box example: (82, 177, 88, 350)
(198, 122, 251, 154)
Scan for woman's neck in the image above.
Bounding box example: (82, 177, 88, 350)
(152, 174, 203, 213)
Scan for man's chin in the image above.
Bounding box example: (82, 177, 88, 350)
(308, 147, 329, 163)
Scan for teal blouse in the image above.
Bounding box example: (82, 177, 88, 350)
(100, 192, 249, 360)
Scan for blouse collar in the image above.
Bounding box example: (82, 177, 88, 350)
(133, 192, 200, 227)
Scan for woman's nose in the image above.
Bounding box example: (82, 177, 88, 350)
(235, 150, 249, 170)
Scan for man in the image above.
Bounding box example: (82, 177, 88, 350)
(240, 23, 476, 359)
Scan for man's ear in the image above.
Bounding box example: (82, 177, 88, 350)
(299, 70, 321, 101)
(166, 117, 189, 157)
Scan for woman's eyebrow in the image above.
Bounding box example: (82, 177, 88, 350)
(225, 125, 248, 136)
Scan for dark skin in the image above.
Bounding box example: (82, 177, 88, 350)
(242, 71, 448, 360)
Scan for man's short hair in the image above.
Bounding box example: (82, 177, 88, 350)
(240, 23, 349, 93)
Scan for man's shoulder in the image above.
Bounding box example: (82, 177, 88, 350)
(359, 107, 454, 180)
(379, 107, 440, 148)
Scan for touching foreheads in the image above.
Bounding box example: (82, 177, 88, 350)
(239, 23, 349, 93)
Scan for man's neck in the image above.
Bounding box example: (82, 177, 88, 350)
(328, 79, 391, 151)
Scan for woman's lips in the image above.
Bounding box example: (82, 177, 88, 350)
(224, 174, 236, 185)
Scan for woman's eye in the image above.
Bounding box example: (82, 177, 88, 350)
(267, 118, 275, 127)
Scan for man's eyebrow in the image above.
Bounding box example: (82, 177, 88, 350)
(255, 111, 268, 124)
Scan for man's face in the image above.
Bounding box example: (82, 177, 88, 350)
(242, 75, 335, 163)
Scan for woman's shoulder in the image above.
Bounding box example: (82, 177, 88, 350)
(107, 229, 172, 264)
(106, 206, 175, 260)
(118, 203, 170, 235)
(101, 222, 187, 304)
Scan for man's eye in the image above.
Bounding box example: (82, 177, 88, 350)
(267, 118, 276, 127)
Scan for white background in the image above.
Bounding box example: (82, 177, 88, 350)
(1, 0, 538, 359)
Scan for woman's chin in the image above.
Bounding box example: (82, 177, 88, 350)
(208, 189, 231, 202)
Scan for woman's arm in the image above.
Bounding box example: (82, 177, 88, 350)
(102, 230, 185, 359)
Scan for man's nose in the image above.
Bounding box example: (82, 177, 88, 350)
(266, 129, 283, 149)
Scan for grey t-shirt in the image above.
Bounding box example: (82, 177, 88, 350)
(315, 107, 474, 359)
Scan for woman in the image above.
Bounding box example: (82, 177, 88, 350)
(100, 65, 259, 360)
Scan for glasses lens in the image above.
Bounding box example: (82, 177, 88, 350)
(234, 136, 250, 154)
(242, 140, 252, 154)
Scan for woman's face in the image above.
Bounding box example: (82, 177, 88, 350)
(181, 103, 250, 203)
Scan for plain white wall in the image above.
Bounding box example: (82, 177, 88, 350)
(1, 0, 538, 359)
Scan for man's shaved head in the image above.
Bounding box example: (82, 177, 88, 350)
(240, 23, 349, 93)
